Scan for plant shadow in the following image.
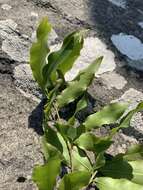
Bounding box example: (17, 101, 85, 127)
(28, 98, 46, 135)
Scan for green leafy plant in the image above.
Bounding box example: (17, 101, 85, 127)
(30, 17, 143, 190)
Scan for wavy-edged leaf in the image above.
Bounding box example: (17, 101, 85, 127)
(75, 132, 113, 154)
(42, 31, 84, 85)
(112, 101, 143, 134)
(96, 177, 143, 190)
(32, 158, 61, 190)
(84, 102, 128, 130)
(57, 57, 103, 108)
(100, 157, 143, 185)
(59, 171, 91, 190)
(30, 17, 51, 90)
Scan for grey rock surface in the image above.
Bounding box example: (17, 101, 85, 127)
(1, 4, 12, 10)
(0, 75, 43, 190)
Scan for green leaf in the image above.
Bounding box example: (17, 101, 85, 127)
(30, 17, 51, 90)
(96, 177, 143, 190)
(123, 144, 143, 161)
(72, 146, 93, 172)
(42, 127, 70, 164)
(59, 171, 91, 190)
(94, 152, 106, 170)
(75, 132, 113, 154)
(42, 31, 83, 84)
(42, 135, 63, 161)
(57, 57, 103, 108)
(75, 95, 88, 114)
(111, 101, 143, 134)
(32, 158, 61, 190)
(100, 157, 143, 185)
(55, 122, 76, 142)
(84, 102, 128, 130)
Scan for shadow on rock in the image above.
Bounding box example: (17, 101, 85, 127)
(89, 0, 143, 44)
(28, 99, 46, 135)
(123, 126, 143, 144)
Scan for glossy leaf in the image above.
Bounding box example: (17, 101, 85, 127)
(96, 177, 143, 190)
(112, 101, 143, 134)
(30, 17, 51, 90)
(100, 157, 143, 185)
(42, 31, 84, 85)
(57, 57, 103, 107)
(75, 132, 113, 154)
(32, 158, 61, 190)
(84, 102, 128, 130)
(59, 171, 91, 190)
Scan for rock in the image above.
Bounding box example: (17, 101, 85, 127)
(33, 0, 88, 23)
(1, 4, 12, 11)
(100, 71, 127, 90)
(111, 33, 143, 71)
(119, 88, 143, 103)
(65, 37, 116, 81)
(0, 74, 43, 189)
(2, 36, 29, 62)
(0, 19, 30, 62)
(108, 132, 138, 155)
(14, 64, 42, 99)
(0, 19, 17, 39)
(108, 0, 127, 9)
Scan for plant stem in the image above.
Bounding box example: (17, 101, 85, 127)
(89, 171, 97, 185)
(53, 103, 60, 121)
(66, 141, 73, 172)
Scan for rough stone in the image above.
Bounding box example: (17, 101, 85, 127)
(0, 19, 30, 62)
(2, 36, 29, 62)
(108, 132, 138, 155)
(100, 71, 127, 90)
(1, 4, 12, 10)
(33, 0, 88, 23)
(0, 75, 43, 190)
(0, 19, 17, 39)
(14, 64, 42, 99)
(119, 88, 143, 103)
